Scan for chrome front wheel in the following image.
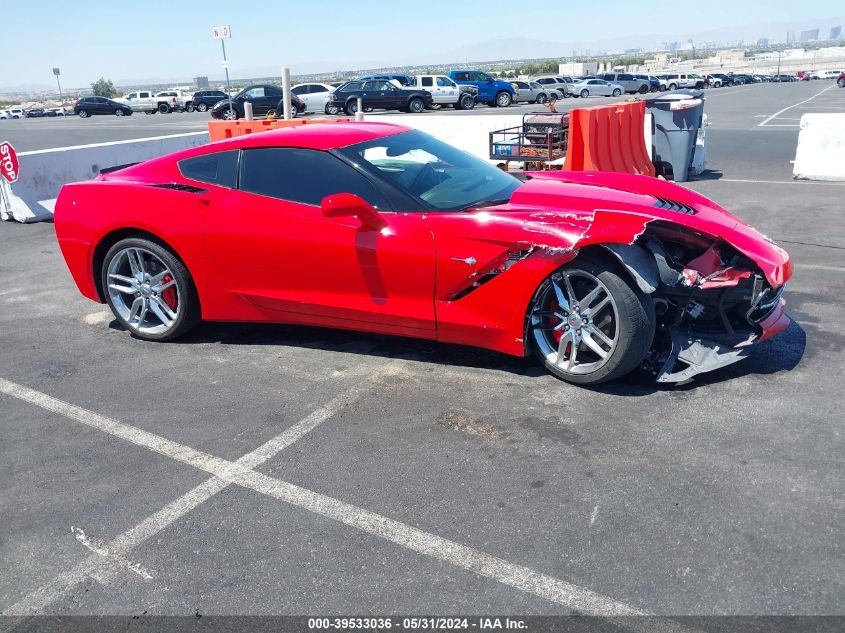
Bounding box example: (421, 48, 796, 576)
(103, 238, 199, 341)
(529, 257, 654, 384)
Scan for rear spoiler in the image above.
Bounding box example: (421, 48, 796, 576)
(99, 162, 140, 175)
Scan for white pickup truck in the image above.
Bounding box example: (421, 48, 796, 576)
(116, 90, 192, 114)
(411, 75, 477, 110)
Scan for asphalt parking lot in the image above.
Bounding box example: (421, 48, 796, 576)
(1, 82, 843, 626)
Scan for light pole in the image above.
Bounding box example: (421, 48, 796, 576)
(776, 50, 781, 78)
(212, 25, 233, 118)
(52, 68, 64, 112)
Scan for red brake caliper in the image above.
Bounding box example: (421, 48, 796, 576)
(160, 275, 178, 311)
(550, 299, 566, 348)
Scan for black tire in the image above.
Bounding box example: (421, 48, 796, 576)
(345, 100, 359, 116)
(838, 78, 845, 88)
(495, 91, 512, 107)
(325, 103, 340, 115)
(580, 89, 589, 98)
(668, 83, 677, 91)
(185, 103, 195, 112)
(528, 255, 655, 385)
(638, 85, 648, 94)
(157, 103, 171, 114)
(114, 109, 125, 117)
(408, 97, 425, 113)
(196, 102, 209, 112)
(612, 88, 622, 97)
(78, 110, 90, 118)
(101, 237, 200, 342)
(535, 93, 548, 104)
(457, 94, 476, 110)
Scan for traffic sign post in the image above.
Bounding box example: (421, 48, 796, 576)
(1, 141, 19, 186)
(52, 68, 65, 113)
(212, 25, 234, 119)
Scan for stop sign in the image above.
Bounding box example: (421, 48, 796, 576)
(1, 141, 19, 183)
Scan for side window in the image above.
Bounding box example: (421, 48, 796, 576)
(265, 86, 282, 97)
(421, 77, 433, 87)
(239, 148, 388, 209)
(244, 87, 265, 99)
(362, 81, 378, 91)
(291, 85, 307, 95)
(178, 150, 239, 189)
(619, 74, 633, 81)
(436, 77, 453, 87)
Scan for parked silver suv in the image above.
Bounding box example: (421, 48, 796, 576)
(597, 73, 650, 94)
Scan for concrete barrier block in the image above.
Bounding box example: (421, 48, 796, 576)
(367, 114, 525, 162)
(1, 132, 208, 223)
(793, 113, 845, 182)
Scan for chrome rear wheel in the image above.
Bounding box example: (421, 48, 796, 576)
(102, 238, 199, 341)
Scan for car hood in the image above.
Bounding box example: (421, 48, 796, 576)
(481, 171, 791, 287)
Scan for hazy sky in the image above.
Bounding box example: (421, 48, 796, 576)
(3, 0, 843, 88)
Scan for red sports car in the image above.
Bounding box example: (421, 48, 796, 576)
(54, 122, 792, 385)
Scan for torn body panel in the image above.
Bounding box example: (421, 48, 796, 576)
(425, 172, 791, 383)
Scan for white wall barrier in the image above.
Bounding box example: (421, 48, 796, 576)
(367, 113, 526, 162)
(0, 132, 208, 223)
(793, 113, 845, 182)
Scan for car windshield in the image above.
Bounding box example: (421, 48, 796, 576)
(339, 130, 520, 212)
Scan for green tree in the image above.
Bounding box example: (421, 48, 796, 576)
(91, 77, 117, 98)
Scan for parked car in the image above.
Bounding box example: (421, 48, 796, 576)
(571, 78, 624, 98)
(663, 73, 705, 90)
(74, 97, 133, 118)
(291, 83, 336, 113)
(632, 74, 662, 92)
(0, 110, 9, 120)
(533, 76, 573, 97)
(731, 74, 754, 85)
(7, 107, 24, 119)
(356, 74, 415, 88)
(510, 81, 562, 104)
(411, 75, 477, 110)
(448, 70, 515, 107)
(117, 90, 184, 114)
(326, 79, 433, 115)
(190, 90, 229, 113)
(155, 91, 192, 113)
(209, 85, 304, 120)
(704, 74, 725, 87)
(838, 72, 845, 88)
(597, 73, 650, 94)
(54, 122, 793, 385)
(772, 74, 798, 82)
(821, 69, 842, 80)
(25, 108, 45, 118)
(44, 108, 58, 117)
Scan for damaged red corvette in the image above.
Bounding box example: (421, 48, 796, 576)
(54, 122, 792, 385)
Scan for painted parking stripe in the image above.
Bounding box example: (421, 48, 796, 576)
(0, 377, 697, 631)
(757, 85, 835, 127)
(0, 366, 399, 617)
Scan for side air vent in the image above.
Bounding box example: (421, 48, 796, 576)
(149, 183, 208, 194)
(653, 196, 697, 215)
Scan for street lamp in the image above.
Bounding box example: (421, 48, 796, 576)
(211, 26, 233, 118)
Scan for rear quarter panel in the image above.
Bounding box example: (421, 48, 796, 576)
(54, 180, 210, 308)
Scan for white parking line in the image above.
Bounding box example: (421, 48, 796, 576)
(0, 377, 696, 631)
(757, 85, 835, 126)
(0, 367, 398, 617)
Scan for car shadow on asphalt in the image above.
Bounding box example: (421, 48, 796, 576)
(159, 318, 807, 394)
(687, 169, 724, 181)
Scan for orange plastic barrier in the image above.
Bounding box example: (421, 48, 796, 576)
(563, 100, 654, 177)
(207, 117, 349, 143)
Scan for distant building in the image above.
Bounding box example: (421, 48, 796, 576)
(194, 76, 209, 88)
(800, 29, 819, 43)
(559, 62, 598, 76)
(831, 26, 842, 40)
(757, 38, 769, 47)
